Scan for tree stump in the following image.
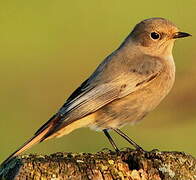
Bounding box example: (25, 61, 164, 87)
(0, 149, 195, 180)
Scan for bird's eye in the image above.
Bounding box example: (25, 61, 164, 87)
(150, 32, 160, 40)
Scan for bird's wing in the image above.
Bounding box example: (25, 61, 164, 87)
(62, 55, 163, 115)
(37, 55, 163, 138)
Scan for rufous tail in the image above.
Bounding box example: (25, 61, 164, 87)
(1, 124, 51, 166)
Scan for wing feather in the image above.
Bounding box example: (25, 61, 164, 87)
(59, 55, 163, 121)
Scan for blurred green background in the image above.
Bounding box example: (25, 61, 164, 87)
(0, 0, 196, 162)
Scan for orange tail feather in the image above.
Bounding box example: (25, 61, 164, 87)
(1, 125, 51, 166)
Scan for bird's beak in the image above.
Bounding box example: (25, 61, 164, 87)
(173, 32, 192, 39)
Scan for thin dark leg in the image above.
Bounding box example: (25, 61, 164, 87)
(103, 129, 119, 152)
(112, 128, 144, 151)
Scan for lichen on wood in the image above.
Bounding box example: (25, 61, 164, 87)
(0, 149, 195, 180)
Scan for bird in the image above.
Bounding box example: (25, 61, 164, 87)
(1, 17, 191, 166)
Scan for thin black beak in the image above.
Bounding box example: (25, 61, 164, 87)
(173, 32, 192, 39)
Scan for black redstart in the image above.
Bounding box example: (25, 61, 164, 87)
(1, 17, 191, 165)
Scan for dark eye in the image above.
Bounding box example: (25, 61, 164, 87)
(150, 32, 160, 40)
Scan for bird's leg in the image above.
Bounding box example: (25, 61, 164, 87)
(103, 129, 119, 152)
(112, 128, 144, 152)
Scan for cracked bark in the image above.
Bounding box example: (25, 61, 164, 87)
(0, 149, 195, 180)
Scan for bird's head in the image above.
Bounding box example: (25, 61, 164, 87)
(129, 18, 191, 56)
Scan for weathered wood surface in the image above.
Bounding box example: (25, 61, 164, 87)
(0, 149, 195, 180)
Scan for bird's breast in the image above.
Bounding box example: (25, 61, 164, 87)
(140, 55, 175, 111)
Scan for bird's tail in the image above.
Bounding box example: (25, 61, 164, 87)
(0, 114, 61, 167)
(1, 125, 51, 167)
(1, 113, 94, 167)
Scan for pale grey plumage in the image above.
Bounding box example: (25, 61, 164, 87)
(1, 17, 191, 166)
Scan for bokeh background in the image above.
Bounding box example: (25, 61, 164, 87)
(0, 0, 196, 162)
